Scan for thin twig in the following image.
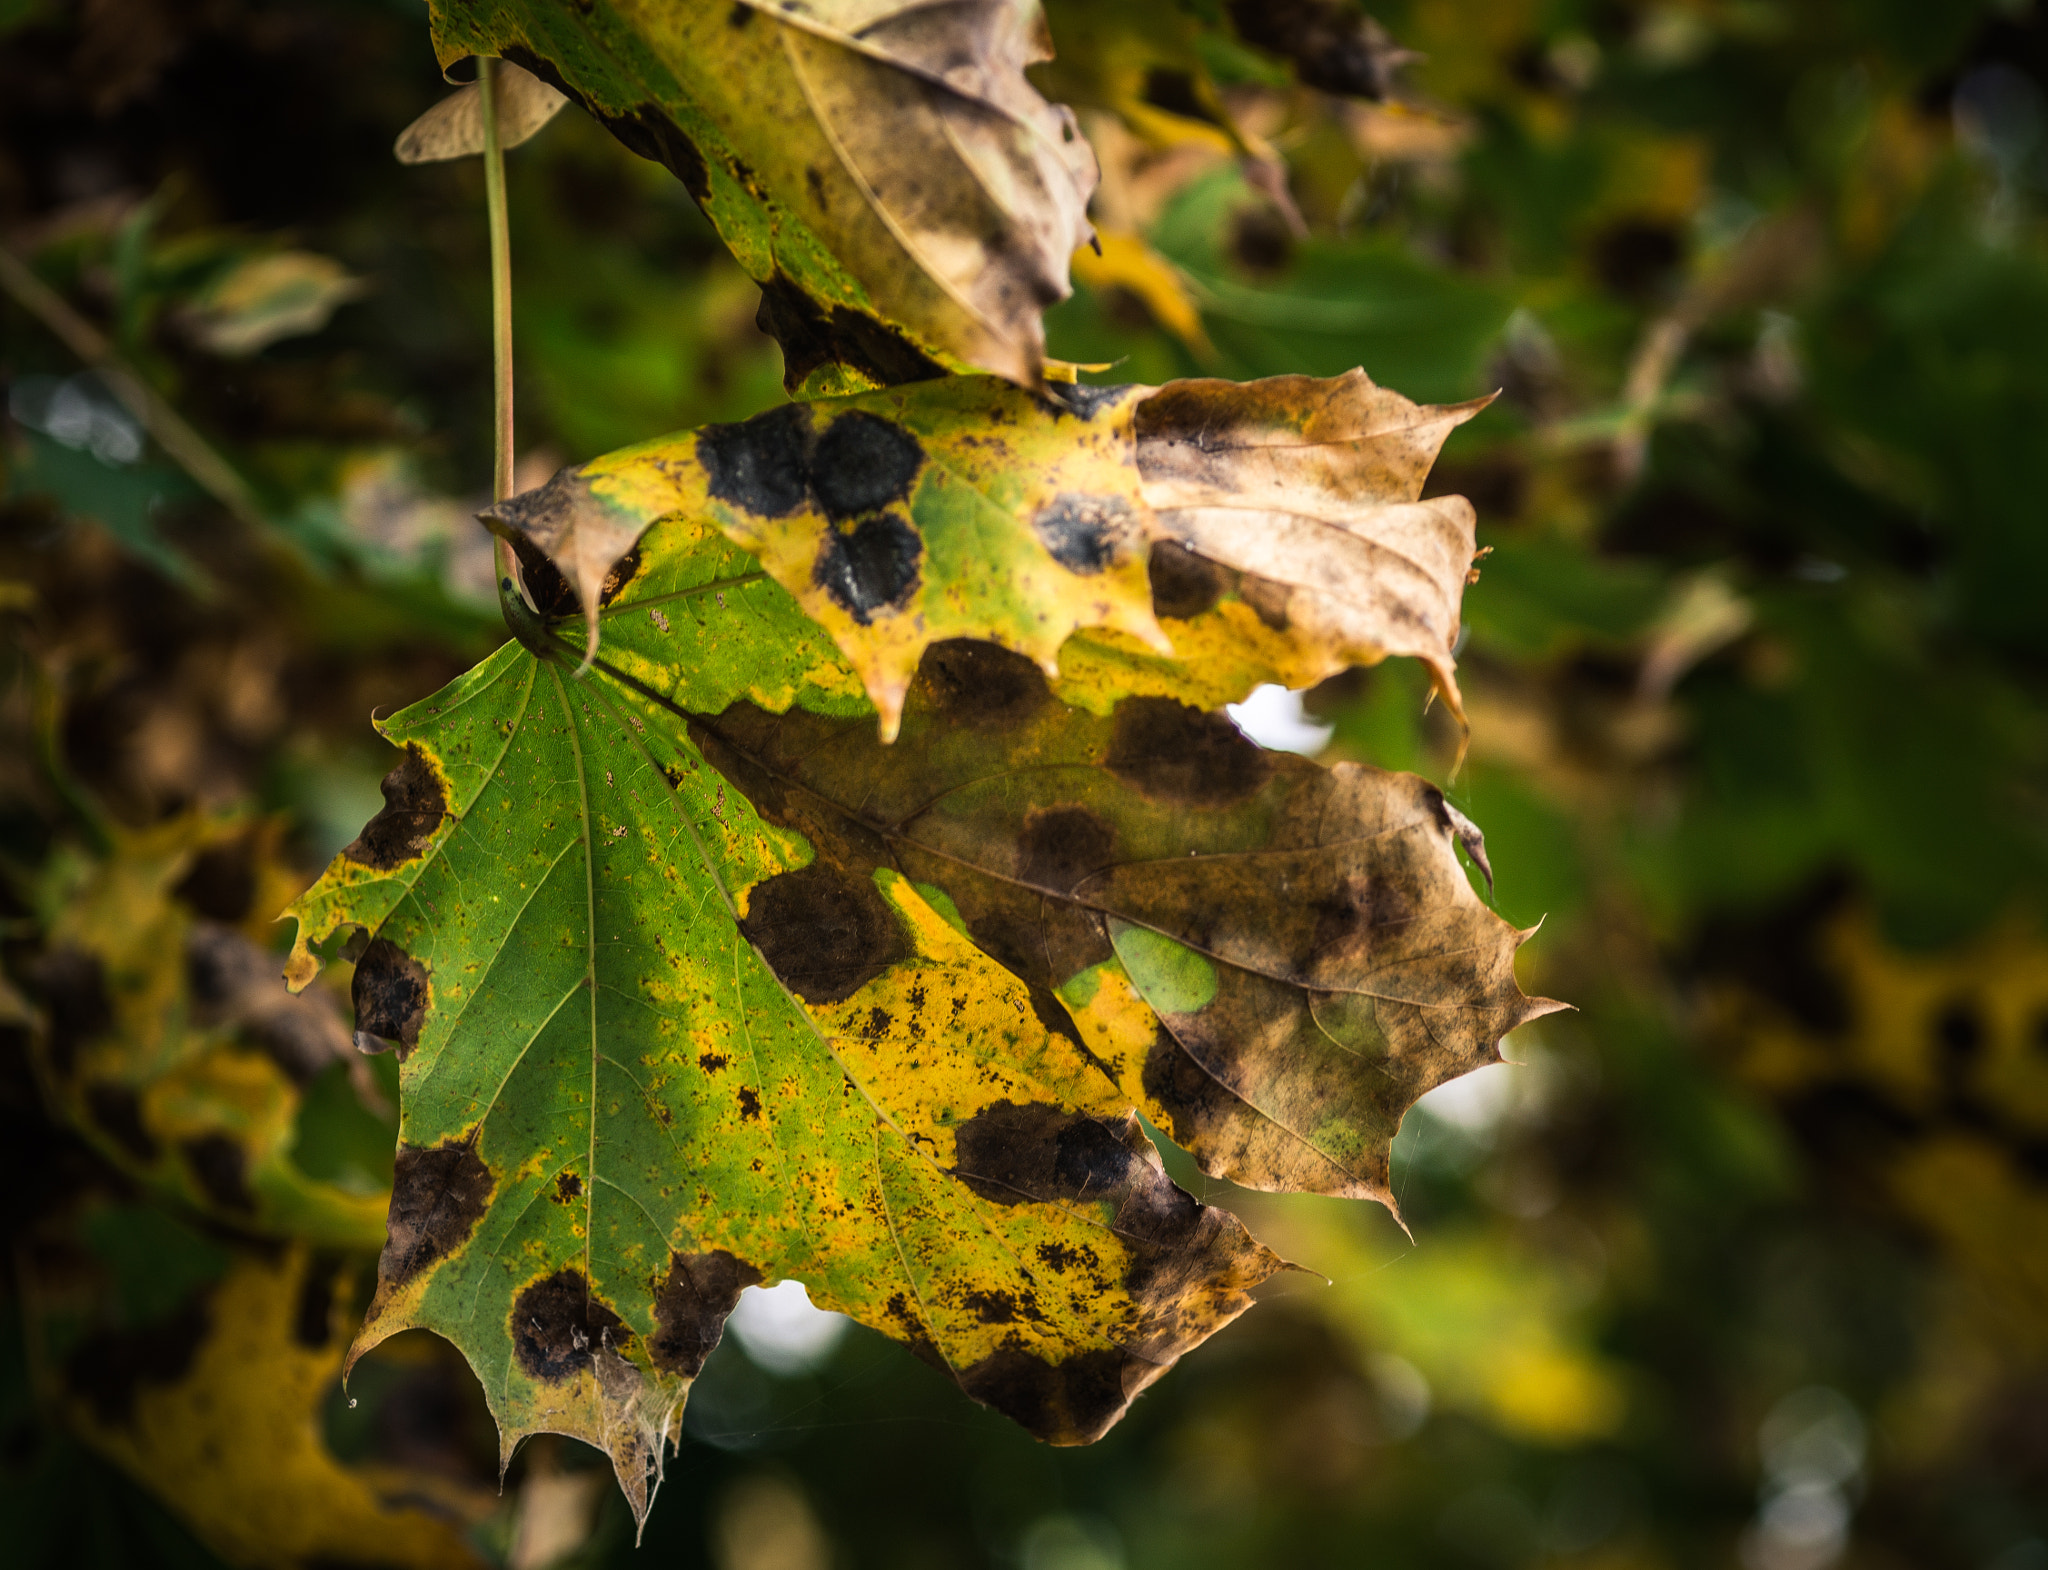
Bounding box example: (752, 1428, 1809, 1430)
(0, 241, 269, 533)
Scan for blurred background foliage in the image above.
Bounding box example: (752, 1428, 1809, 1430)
(2, 0, 2046, 1567)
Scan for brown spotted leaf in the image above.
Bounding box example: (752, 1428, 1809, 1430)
(1110, 369, 1492, 722)
(487, 369, 1483, 737)
(25, 812, 393, 1248)
(285, 502, 1551, 1527)
(425, 0, 1096, 390)
(487, 376, 1170, 724)
(23, 1218, 489, 1568)
(689, 638, 1561, 1203)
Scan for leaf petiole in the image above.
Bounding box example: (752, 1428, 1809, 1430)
(478, 55, 523, 624)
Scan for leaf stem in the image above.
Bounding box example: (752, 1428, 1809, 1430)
(478, 56, 523, 618)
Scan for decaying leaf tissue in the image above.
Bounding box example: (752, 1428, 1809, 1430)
(9, 0, 2042, 1560)
(284, 193, 1556, 1520)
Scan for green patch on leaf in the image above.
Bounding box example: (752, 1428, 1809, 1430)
(1109, 920, 1219, 1014)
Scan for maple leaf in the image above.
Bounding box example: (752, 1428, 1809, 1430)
(22, 1220, 489, 1569)
(285, 498, 1556, 1525)
(27, 813, 392, 1248)
(426, 0, 1096, 391)
(487, 369, 1486, 735)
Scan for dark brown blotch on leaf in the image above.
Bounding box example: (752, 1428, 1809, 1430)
(598, 544, 642, 606)
(343, 744, 448, 870)
(1032, 492, 1136, 573)
(66, 1295, 212, 1427)
(1017, 806, 1117, 895)
(739, 860, 909, 1004)
(955, 1345, 1134, 1445)
(34, 947, 112, 1079)
(85, 1082, 158, 1163)
(560, 58, 714, 202)
(914, 639, 1049, 726)
(513, 1269, 629, 1383)
(1238, 574, 1293, 632)
(753, 273, 948, 395)
(1140, 1022, 1242, 1151)
(294, 1251, 345, 1350)
(181, 1134, 255, 1213)
(1226, 0, 1412, 99)
(813, 511, 922, 624)
(1027, 982, 1092, 1059)
(1106, 698, 1270, 805)
(1307, 872, 1419, 955)
(1044, 382, 1134, 419)
(554, 1170, 584, 1204)
(962, 1288, 1019, 1323)
(1147, 540, 1225, 621)
(170, 834, 257, 921)
(351, 938, 429, 1058)
(648, 1249, 763, 1377)
(951, 1101, 1141, 1206)
(379, 1138, 494, 1289)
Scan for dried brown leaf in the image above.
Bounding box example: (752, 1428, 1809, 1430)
(393, 60, 569, 164)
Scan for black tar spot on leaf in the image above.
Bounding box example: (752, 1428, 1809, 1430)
(1032, 492, 1135, 573)
(813, 511, 922, 623)
(699, 403, 813, 518)
(754, 273, 947, 393)
(1043, 382, 1134, 419)
(810, 412, 923, 522)
(541, 40, 714, 203)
